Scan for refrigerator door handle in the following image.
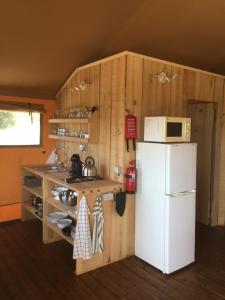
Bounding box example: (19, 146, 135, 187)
(166, 190, 196, 197)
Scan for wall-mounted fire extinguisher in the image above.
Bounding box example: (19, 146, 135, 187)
(125, 160, 136, 194)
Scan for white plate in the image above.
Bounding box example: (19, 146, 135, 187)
(57, 218, 72, 229)
(47, 212, 67, 223)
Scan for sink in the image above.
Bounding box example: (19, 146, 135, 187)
(34, 165, 66, 173)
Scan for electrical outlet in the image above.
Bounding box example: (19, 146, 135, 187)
(114, 166, 122, 176)
(102, 193, 114, 201)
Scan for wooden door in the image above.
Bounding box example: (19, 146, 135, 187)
(187, 102, 215, 225)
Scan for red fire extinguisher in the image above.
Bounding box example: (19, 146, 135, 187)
(125, 160, 136, 194)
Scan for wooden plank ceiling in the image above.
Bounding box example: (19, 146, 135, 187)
(0, 0, 224, 99)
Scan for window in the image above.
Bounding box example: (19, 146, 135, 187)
(0, 110, 42, 146)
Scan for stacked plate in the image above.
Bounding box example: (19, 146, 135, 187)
(47, 212, 67, 223)
(57, 218, 72, 229)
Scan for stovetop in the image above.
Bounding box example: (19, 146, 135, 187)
(65, 175, 103, 184)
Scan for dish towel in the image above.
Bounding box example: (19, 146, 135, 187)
(92, 195, 104, 254)
(73, 195, 92, 260)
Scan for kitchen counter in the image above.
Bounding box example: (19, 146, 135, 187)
(22, 164, 122, 193)
(21, 164, 134, 275)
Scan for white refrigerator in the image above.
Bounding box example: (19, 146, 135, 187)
(135, 142, 197, 274)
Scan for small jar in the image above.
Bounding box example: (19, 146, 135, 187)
(61, 128, 66, 136)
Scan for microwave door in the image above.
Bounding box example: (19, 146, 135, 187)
(166, 122, 182, 137)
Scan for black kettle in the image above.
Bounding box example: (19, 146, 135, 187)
(70, 154, 83, 177)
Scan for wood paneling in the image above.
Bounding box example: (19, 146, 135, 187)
(56, 52, 225, 228)
(218, 115, 225, 225)
(99, 61, 112, 179)
(170, 66, 185, 116)
(110, 56, 126, 182)
(217, 81, 225, 225)
(188, 103, 215, 225)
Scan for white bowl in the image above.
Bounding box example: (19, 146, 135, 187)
(47, 211, 68, 223)
(51, 187, 69, 201)
(57, 218, 72, 229)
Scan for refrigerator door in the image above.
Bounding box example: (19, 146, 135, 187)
(166, 143, 197, 194)
(164, 191, 196, 274)
(135, 142, 166, 272)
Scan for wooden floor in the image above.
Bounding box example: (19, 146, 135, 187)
(0, 220, 225, 300)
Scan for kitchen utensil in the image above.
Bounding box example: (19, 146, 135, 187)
(24, 176, 42, 187)
(85, 106, 97, 118)
(59, 190, 77, 206)
(82, 156, 97, 177)
(47, 212, 68, 223)
(66, 191, 77, 206)
(51, 187, 69, 201)
(62, 222, 77, 237)
(57, 218, 72, 229)
(62, 225, 72, 236)
(36, 203, 43, 218)
(70, 154, 83, 177)
(32, 196, 42, 209)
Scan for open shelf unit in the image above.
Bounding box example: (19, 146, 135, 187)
(45, 197, 77, 219)
(21, 167, 77, 248)
(48, 134, 89, 143)
(22, 201, 43, 222)
(21, 164, 126, 275)
(21, 168, 43, 222)
(23, 185, 43, 198)
(48, 111, 99, 144)
(44, 219, 74, 246)
(48, 118, 88, 124)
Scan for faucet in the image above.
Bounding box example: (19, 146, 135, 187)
(54, 147, 71, 169)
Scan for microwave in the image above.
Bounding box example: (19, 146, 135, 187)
(144, 116, 191, 142)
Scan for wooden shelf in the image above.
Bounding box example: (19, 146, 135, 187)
(46, 197, 77, 219)
(22, 201, 43, 222)
(48, 135, 89, 143)
(48, 111, 99, 144)
(21, 163, 126, 275)
(23, 185, 43, 198)
(44, 219, 74, 246)
(48, 118, 89, 124)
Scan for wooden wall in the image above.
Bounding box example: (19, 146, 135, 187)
(125, 53, 225, 226)
(57, 55, 135, 258)
(56, 51, 225, 226)
(218, 89, 225, 225)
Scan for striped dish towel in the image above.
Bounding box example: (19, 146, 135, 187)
(73, 195, 92, 260)
(92, 195, 104, 254)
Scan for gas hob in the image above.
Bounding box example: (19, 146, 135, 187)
(65, 176, 103, 184)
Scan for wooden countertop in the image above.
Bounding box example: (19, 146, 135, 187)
(22, 164, 122, 193)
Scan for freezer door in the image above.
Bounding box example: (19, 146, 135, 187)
(164, 192, 196, 274)
(166, 143, 197, 194)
